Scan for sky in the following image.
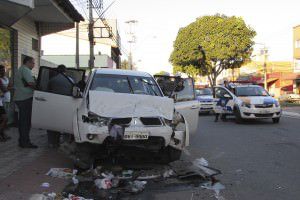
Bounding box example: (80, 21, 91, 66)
(46, 0, 300, 74)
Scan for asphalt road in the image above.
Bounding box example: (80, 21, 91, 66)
(184, 114, 300, 200)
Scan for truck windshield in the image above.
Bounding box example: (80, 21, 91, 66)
(236, 86, 269, 97)
(196, 88, 212, 96)
(90, 74, 162, 96)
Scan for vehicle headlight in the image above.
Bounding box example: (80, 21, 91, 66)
(274, 101, 280, 107)
(82, 112, 110, 126)
(241, 102, 251, 108)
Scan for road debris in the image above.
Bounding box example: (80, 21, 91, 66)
(46, 168, 77, 179)
(40, 158, 223, 199)
(40, 182, 50, 188)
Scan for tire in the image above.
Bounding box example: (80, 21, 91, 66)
(234, 107, 243, 124)
(272, 118, 280, 124)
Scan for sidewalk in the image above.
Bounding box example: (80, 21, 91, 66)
(0, 128, 72, 199)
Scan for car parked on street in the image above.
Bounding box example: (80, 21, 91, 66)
(278, 93, 300, 103)
(195, 88, 214, 114)
(213, 84, 282, 123)
(31, 67, 199, 168)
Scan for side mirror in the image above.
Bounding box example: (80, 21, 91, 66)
(72, 86, 82, 98)
(224, 94, 231, 98)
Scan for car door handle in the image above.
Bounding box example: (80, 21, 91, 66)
(35, 97, 47, 102)
(191, 105, 198, 109)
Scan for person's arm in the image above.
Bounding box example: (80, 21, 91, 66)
(22, 69, 36, 89)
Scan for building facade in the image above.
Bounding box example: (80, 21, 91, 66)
(0, 0, 84, 77)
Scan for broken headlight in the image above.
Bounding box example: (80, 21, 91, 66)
(82, 112, 110, 127)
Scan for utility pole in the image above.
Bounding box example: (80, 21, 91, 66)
(88, 0, 95, 70)
(75, 22, 79, 69)
(261, 47, 268, 90)
(125, 20, 138, 70)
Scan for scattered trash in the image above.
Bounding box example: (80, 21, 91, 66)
(72, 177, 79, 185)
(194, 158, 209, 167)
(129, 180, 147, 193)
(29, 193, 56, 200)
(67, 194, 93, 200)
(137, 174, 161, 180)
(163, 169, 175, 178)
(202, 182, 226, 200)
(46, 168, 76, 179)
(95, 178, 113, 189)
(122, 170, 133, 178)
(41, 182, 50, 188)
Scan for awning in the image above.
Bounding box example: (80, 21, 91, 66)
(0, 0, 34, 27)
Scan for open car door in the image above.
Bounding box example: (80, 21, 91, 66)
(213, 87, 235, 115)
(154, 75, 199, 135)
(31, 66, 86, 134)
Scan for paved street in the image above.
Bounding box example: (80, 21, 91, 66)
(187, 113, 300, 200)
(0, 113, 300, 199)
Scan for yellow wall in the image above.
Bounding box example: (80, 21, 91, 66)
(293, 26, 300, 59)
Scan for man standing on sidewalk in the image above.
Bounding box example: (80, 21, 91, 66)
(14, 56, 37, 148)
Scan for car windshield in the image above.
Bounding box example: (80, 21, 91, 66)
(236, 86, 269, 97)
(90, 74, 162, 96)
(196, 88, 212, 96)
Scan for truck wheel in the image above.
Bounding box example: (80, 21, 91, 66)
(234, 108, 243, 124)
(272, 118, 280, 124)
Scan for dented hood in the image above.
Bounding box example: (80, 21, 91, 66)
(89, 91, 174, 120)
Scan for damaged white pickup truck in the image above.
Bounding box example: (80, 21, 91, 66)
(31, 67, 199, 168)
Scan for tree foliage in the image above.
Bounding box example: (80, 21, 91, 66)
(154, 71, 169, 76)
(170, 14, 256, 86)
(0, 29, 11, 65)
(120, 59, 129, 70)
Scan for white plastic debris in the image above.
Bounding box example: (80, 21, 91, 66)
(94, 178, 112, 189)
(46, 168, 74, 179)
(137, 174, 161, 180)
(130, 180, 147, 193)
(72, 176, 79, 185)
(65, 194, 93, 200)
(40, 182, 50, 188)
(201, 182, 226, 200)
(194, 158, 209, 167)
(163, 169, 175, 178)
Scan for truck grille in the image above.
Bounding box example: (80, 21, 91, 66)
(140, 117, 162, 126)
(254, 113, 274, 117)
(255, 104, 273, 108)
(110, 118, 132, 125)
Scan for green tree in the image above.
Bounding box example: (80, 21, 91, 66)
(120, 59, 129, 70)
(0, 29, 11, 65)
(154, 71, 169, 76)
(170, 14, 256, 87)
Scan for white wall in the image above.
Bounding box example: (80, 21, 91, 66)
(41, 34, 112, 57)
(12, 16, 39, 75)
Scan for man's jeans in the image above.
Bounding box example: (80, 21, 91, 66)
(15, 98, 33, 145)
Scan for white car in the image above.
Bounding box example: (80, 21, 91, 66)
(195, 88, 214, 114)
(31, 67, 199, 168)
(279, 93, 300, 103)
(213, 85, 282, 123)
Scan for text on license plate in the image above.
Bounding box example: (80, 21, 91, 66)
(124, 132, 149, 140)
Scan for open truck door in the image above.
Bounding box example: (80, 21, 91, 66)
(31, 66, 86, 134)
(154, 75, 199, 135)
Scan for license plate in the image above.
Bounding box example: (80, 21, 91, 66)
(124, 132, 149, 140)
(260, 110, 271, 114)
